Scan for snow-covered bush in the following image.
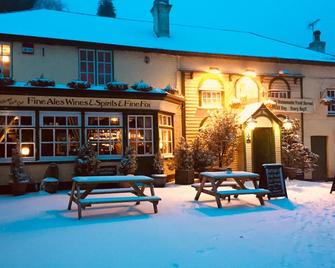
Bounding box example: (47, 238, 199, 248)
(106, 81, 128, 91)
(173, 137, 193, 170)
(29, 75, 55, 87)
(119, 147, 137, 175)
(10, 144, 31, 184)
(192, 135, 215, 172)
(74, 143, 100, 176)
(131, 80, 152, 92)
(67, 80, 91, 90)
(152, 151, 164, 174)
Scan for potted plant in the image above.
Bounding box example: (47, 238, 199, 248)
(192, 135, 215, 178)
(28, 74, 55, 87)
(106, 80, 128, 91)
(174, 137, 194, 185)
(119, 147, 137, 175)
(67, 80, 91, 90)
(151, 151, 167, 187)
(74, 143, 100, 176)
(282, 119, 319, 179)
(9, 144, 32, 195)
(131, 80, 152, 92)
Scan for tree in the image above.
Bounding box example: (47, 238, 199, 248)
(200, 110, 241, 168)
(173, 137, 193, 170)
(97, 0, 116, 18)
(192, 135, 215, 172)
(0, 0, 37, 13)
(282, 119, 318, 171)
(34, 0, 64, 11)
(119, 147, 137, 175)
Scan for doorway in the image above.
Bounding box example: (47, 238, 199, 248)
(311, 136, 327, 180)
(252, 128, 276, 179)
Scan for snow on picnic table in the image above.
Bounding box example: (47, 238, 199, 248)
(0, 180, 334, 268)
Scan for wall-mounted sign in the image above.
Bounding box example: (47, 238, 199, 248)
(22, 43, 34, 55)
(271, 98, 314, 113)
(0, 94, 179, 113)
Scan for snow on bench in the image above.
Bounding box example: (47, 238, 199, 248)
(67, 188, 135, 196)
(191, 182, 238, 188)
(79, 196, 161, 205)
(217, 188, 270, 196)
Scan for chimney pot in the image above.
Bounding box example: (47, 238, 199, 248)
(151, 0, 172, 38)
(309, 30, 326, 53)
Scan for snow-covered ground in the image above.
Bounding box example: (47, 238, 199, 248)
(0, 180, 334, 268)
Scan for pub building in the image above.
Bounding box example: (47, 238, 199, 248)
(1, 0, 335, 188)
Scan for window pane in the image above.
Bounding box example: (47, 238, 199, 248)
(69, 143, 80, 156)
(80, 62, 86, 72)
(41, 143, 52, 157)
(98, 63, 104, 73)
(88, 117, 98, 126)
(145, 143, 152, 154)
(87, 51, 94, 61)
(8, 116, 19, 125)
(67, 117, 78, 126)
(43, 116, 54, 126)
(99, 117, 109, 126)
(105, 74, 111, 83)
(129, 130, 136, 141)
(7, 129, 18, 142)
(87, 129, 99, 142)
(105, 52, 111, 62)
(105, 64, 111, 73)
(98, 75, 104, 85)
(80, 50, 86, 60)
(129, 117, 136, 128)
(110, 117, 119, 126)
(41, 129, 53, 142)
(21, 129, 34, 142)
(97, 52, 104, 62)
(111, 142, 122, 155)
(145, 117, 152, 128)
(55, 143, 67, 156)
(80, 74, 87, 81)
(88, 63, 94, 72)
(99, 129, 110, 141)
(0, 144, 4, 157)
(68, 129, 80, 142)
(88, 74, 94, 83)
(138, 130, 144, 141)
(55, 129, 67, 142)
(99, 142, 111, 155)
(21, 144, 34, 157)
(145, 130, 152, 141)
(0, 129, 5, 142)
(137, 143, 144, 154)
(0, 116, 5, 125)
(137, 117, 144, 128)
(55, 117, 66, 126)
(7, 144, 16, 158)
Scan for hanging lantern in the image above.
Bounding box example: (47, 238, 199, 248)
(283, 116, 293, 130)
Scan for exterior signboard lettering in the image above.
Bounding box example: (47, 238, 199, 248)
(271, 98, 314, 113)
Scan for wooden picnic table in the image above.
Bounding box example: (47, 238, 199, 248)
(194, 171, 270, 208)
(67, 175, 161, 219)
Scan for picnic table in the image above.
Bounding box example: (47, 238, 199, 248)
(193, 171, 270, 208)
(67, 176, 161, 219)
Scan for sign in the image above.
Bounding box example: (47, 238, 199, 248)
(261, 163, 288, 199)
(271, 98, 314, 113)
(22, 43, 34, 55)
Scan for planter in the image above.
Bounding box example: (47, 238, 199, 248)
(10, 182, 28, 196)
(284, 167, 300, 180)
(175, 169, 194, 185)
(151, 174, 167, 187)
(41, 177, 59, 194)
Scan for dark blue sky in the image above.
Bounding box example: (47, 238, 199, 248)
(65, 0, 335, 54)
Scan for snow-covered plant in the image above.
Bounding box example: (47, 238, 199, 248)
(10, 143, 31, 183)
(29, 75, 55, 87)
(200, 110, 241, 168)
(131, 80, 152, 92)
(164, 84, 178, 95)
(192, 135, 215, 172)
(75, 143, 100, 176)
(34, 0, 64, 11)
(173, 137, 193, 170)
(119, 147, 137, 175)
(106, 81, 128, 91)
(152, 151, 164, 174)
(67, 80, 91, 90)
(97, 0, 116, 18)
(282, 119, 319, 171)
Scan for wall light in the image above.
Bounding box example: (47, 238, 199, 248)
(208, 67, 221, 74)
(242, 69, 257, 78)
(282, 116, 293, 130)
(21, 147, 30, 156)
(246, 117, 257, 130)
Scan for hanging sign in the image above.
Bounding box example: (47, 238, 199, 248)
(271, 98, 314, 113)
(261, 163, 288, 199)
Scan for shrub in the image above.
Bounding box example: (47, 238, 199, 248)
(106, 81, 128, 91)
(67, 80, 91, 90)
(119, 147, 137, 175)
(74, 143, 100, 176)
(173, 137, 193, 170)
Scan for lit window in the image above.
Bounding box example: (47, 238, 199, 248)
(128, 115, 153, 155)
(159, 114, 173, 156)
(199, 79, 224, 108)
(0, 111, 35, 161)
(0, 43, 11, 77)
(79, 49, 113, 85)
(40, 112, 81, 160)
(86, 112, 122, 158)
(235, 77, 259, 103)
(327, 89, 335, 114)
(268, 78, 291, 99)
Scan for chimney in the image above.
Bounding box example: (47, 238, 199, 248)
(151, 0, 172, 37)
(309, 30, 326, 53)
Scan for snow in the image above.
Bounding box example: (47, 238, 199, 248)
(1, 9, 335, 64)
(1, 180, 334, 268)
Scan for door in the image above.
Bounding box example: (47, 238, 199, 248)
(311, 136, 327, 180)
(252, 128, 276, 179)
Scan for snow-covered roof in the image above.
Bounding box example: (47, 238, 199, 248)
(238, 102, 281, 125)
(1, 9, 335, 64)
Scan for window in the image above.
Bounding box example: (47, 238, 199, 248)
(0, 111, 35, 161)
(40, 112, 81, 160)
(199, 79, 224, 108)
(0, 42, 11, 77)
(79, 49, 113, 85)
(268, 78, 291, 99)
(86, 113, 122, 158)
(327, 89, 335, 114)
(235, 77, 259, 103)
(159, 114, 173, 156)
(128, 115, 153, 155)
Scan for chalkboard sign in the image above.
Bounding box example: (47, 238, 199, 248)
(262, 163, 288, 199)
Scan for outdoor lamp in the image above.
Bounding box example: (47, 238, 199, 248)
(283, 116, 293, 130)
(208, 67, 221, 74)
(242, 69, 257, 78)
(21, 147, 30, 156)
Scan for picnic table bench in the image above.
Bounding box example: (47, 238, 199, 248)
(194, 171, 270, 208)
(67, 176, 161, 219)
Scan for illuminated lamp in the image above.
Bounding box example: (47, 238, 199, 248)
(2, 56, 10, 63)
(111, 117, 119, 124)
(246, 117, 257, 130)
(242, 69, 257, 78)
(208, 67, 221, 74)
(282, 116, 293, 130)
(21, 147, 30, 156)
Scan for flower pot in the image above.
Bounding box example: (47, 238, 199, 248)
(175, 169, 194, 185)
(10, 182, 28, 196)
(151, 174, 167, 187)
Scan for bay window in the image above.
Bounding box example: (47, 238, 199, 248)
(86, 112, 122, 158)
(0, 111, 35, 161)
(0, 42, 11, 77)
(159, 114, 173, 156)
(40, 112, 81, 160)
(128, 115, 153, 155)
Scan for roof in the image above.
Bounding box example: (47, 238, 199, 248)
(1, 9, 335, 64)
(238, 102, 281, 125)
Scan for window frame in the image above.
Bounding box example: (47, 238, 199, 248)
(0, 42, 12, 78)
(128, 115, 154, 156)
(96, 50, 113, 85)
(85, 112, 123, 160)
(327, 89, 335, 115)
(198, 78, 224, 108)
(268, 77, 291, 99)
(39, 111, 81, 161)
(158, 114, 174, 157)
(0, 111, 35, 162)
